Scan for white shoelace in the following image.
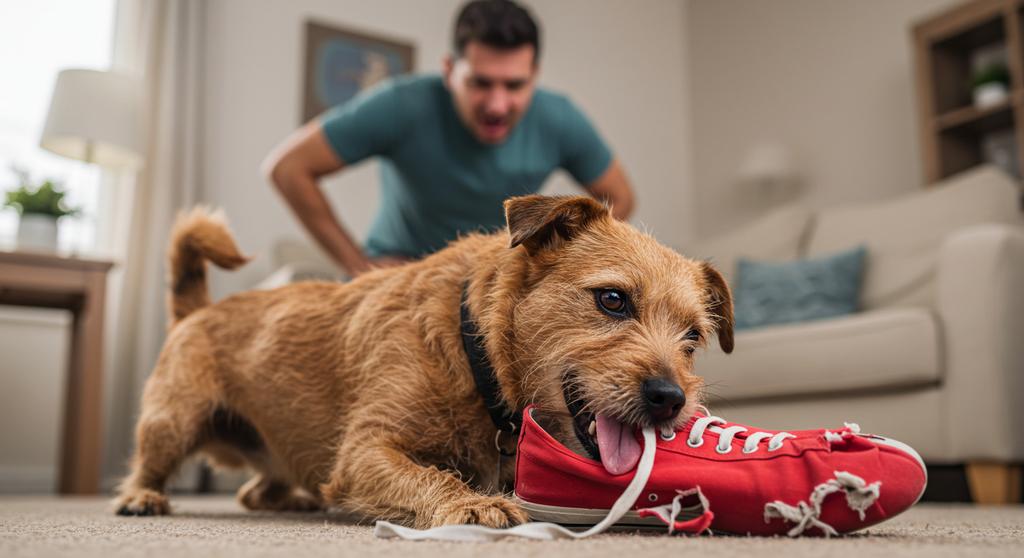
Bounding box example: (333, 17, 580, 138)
(374, 427, 659, 541)
(675, 415, 796, 454)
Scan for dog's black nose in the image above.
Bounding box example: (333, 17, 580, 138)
(643, 378, 685, 422)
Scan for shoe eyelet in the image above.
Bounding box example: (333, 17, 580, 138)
(767, 443, 783, 452)
(660, 430, 677, 441)
(686, 437, 704, 448)
(715, 443, 733, 454)
(647, 493, 658, 502)
(741, 446, 757, 454)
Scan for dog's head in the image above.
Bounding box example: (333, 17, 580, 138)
(502, 195, 733, 476)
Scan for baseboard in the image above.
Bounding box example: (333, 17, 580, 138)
(0, 467, 247, 495)
(0, 306, 71, 326)
(0, 465, 56, 493)
(101, 474, 121, 494)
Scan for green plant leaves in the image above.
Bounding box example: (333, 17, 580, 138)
(972, 63, 1010, 89)
(3, 171, 81, 218)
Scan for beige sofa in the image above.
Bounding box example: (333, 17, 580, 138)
(688, 166, 1024, 502)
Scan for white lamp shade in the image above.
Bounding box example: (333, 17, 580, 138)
(40, 69, 143, 169)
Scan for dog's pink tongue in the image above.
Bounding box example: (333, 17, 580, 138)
(595, 414, 642, 476)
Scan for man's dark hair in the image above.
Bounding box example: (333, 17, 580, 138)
(453, 0, 540, 62)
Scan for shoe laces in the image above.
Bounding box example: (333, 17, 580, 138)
(662, 411, 796, 454)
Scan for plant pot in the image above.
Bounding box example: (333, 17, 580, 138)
(973, 82, 1009, 109)
(16, 213, 59, 251)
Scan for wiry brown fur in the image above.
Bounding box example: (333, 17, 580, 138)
(167, 207, 250, 324)
(115, 196, 734, 528)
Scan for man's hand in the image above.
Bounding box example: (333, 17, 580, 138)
(586, 159, 635, 220)
(262, 121, 372, 277)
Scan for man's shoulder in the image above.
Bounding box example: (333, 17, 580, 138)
(373, 74, 445, 122)
(381, 73, 445, 102)
(531, 86, 592, 126)
(325, 73, 442, 132)
(386, 73, 443, 91)
(531, 86, 574, 112)
(528, 87, 590, 135)
(335, 73, 443, 115)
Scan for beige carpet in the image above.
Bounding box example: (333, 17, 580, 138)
(1, 497, 1022, 557)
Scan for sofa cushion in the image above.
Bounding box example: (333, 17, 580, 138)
(698, 307, 940, 403)
(806, 165, 1023, 310)
(687, 203, 813, 282)
(734, 245, 867, 330)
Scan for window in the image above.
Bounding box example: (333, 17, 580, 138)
(0, 0, 117, 253)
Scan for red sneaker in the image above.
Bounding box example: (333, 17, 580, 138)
(514, 405, 927, 536)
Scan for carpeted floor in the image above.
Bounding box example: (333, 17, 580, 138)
(1, 497, 1022, 557)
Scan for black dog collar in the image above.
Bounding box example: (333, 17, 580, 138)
(460, 284, 522, 439)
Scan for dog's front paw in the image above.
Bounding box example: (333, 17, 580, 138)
(429, 495, 529, 528)
(114, 489, 170, 516)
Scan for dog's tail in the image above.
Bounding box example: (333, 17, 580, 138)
(167, 207, 250, 325)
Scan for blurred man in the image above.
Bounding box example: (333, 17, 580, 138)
(263, 0, 634, 276)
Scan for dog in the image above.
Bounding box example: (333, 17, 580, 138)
(114, 195, 734, 528)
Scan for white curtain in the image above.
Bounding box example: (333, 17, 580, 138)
(101, 0, 205, 489)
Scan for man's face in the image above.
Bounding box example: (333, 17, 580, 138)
(444, 42, 538, 144)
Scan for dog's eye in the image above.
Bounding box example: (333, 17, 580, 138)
(682, 329, 700, 355)
(594, 289, 630, 317)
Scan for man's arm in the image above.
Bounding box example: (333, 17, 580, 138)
(261, 121, 375, 277)
(586, 158, 635, 220)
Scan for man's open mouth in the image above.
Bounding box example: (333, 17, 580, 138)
(476, 114, 510, 139)
(562, 376, 643, 476)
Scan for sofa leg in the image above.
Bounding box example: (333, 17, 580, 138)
(965, 462, 1021, 505)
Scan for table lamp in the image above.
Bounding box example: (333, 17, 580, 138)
(40, 68, 143, 169)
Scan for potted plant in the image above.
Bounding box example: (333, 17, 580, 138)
(3, 168, 80, 251)
(972, 62, 1010, 109)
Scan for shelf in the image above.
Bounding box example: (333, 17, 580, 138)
(914, 0, 1024, 183)
(935, 97, 1015, 133)
(933, 12, 1005, 50)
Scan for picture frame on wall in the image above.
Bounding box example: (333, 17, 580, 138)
(302, 20, 415, 123)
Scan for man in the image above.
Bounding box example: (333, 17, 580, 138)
(263, 0, 634, 277)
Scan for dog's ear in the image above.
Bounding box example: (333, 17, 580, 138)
(504, 195, 609, 255)
(700, 262, 734, 354)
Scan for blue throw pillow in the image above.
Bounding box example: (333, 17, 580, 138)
(733, 245, 868, 330)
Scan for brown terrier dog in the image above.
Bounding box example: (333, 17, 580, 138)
(114, 195, 733, 528)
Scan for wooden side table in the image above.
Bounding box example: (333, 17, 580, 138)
(0, 250, 113, 494)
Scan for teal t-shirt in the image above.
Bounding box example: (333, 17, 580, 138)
(320, 74, 613, 258)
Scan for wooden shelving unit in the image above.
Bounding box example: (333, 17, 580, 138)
(913, 0, 1024, 183)
(933, 96, 1013, 131)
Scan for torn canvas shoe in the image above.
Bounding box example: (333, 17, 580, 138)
(514, 405, 927, 536)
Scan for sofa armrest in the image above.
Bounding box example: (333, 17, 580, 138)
(937, 224, 1024, 461)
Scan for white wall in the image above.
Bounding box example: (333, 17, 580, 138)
(201, 0, 695, 299)
(688, 0, 960, 238)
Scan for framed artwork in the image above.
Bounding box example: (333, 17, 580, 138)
(302, 20, 415, 123)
